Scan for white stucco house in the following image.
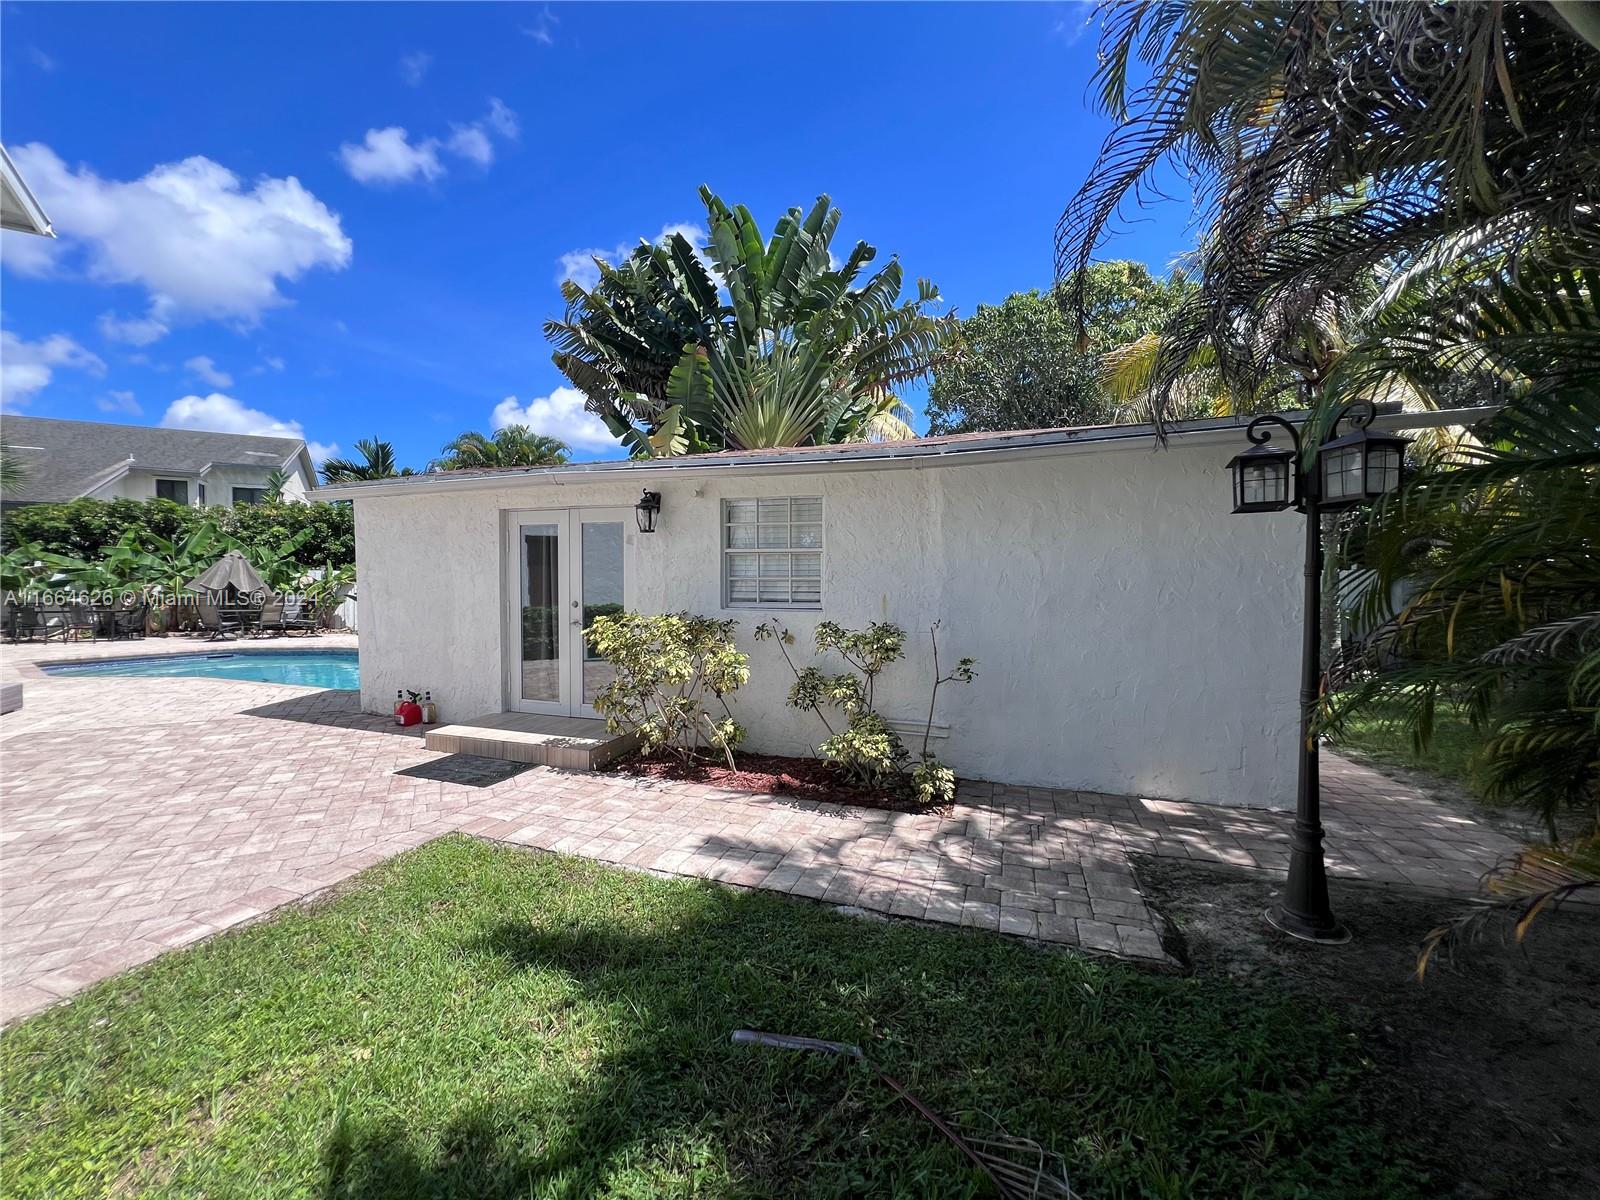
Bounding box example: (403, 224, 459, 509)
(321, 410, 1461, 809)
(1, 416, 318, 510)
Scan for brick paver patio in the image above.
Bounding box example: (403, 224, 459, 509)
(0, 636, 1520, 1024)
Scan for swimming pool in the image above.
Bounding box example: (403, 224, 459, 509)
(46, 649, 360, 689)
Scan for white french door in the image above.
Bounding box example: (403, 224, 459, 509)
(503, 508, 630, 717)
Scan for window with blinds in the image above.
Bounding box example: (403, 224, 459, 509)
(722, 497, 823, 607)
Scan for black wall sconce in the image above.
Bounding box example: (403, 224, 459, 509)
(635, 489, 662, 533)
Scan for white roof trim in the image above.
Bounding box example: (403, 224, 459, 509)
(316, 406, 1503, 502)
(0, 143, 55, 237)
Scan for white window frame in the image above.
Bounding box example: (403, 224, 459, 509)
(722, 497, 823, 609)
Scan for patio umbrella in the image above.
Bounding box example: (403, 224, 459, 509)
(186, 550, 266, 600)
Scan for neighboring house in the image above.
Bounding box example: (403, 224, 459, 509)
(321, 409, 1469, 809)
(0, 415, 318, 509)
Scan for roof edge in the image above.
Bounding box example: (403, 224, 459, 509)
(0, 143, 55, 237)
(317, 406, 1504, 502)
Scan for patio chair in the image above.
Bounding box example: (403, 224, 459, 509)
(283, 599, 320, 636)
(256, 599, 287, 636)
(63, 603, 100, 642)
(5, 603, 32, 642)
(11, 605, 65, 643)
(195, 601, 240, 641)
(111, 602, 148, 640)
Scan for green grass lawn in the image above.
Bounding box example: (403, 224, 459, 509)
(1329, 694, 1483, 790)
(1, 838, 1425, 1200)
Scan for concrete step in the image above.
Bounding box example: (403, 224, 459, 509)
(423, 711, 638, 770)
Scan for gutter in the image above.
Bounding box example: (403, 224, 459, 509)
(316, 405, 1504, 502)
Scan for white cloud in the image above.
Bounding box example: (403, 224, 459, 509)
(446, 124, 494, 168)
(98, 303, 173, 346)
(398, 51, 432, 86)
(184, 354, 233, 388)
(6, 144, 351, 344)
(29, 46, 56, 71)
(556, 222, 708, 290)
(1, 330, 106, 409)
(0, 228, 62, 276)
(485, 97, 520, 140)
(96, 389, 142, 415)
(159, 391, 333, 463)
(492, 388, 615, 451)
(522, 7, 558, 45)
(340, 100, 519, 187)
(338, 127, 444, 185)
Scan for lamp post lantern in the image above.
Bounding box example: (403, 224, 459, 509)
(1226, 400, 1410, 943)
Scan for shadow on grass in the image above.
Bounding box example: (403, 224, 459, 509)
(319, 885, 886, 1200)
(312, 842, 1430, 1200)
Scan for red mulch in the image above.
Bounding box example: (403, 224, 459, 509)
(604, 750, 951, 816)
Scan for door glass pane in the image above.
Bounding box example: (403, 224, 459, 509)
(581, 521, 624, 704)
(520, 524, 560, 702)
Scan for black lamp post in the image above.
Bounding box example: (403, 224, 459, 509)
(1226, 400, 1411, 943)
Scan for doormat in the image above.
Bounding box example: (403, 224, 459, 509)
(397, 754, 533, 788)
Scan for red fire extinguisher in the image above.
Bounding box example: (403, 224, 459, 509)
(396, 690, 423, 727)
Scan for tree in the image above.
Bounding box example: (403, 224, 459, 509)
(1055, 3, 1596, 426)
(545, 186, 954, 455)
(433, 426, 570, 471)
(926, 261, 1192, 434)
(0, 434, 25, 497)
(1055, 1, 1600, 948)
(319, 438, 413, 484)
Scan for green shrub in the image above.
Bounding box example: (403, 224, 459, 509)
(586, 612, 749, 767)
(755, 618, 976, 804)
(1, 497, 354, 567)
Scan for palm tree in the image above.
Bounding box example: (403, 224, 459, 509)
(1055, 1, 1600, 954)
(433, 426, 570, 471)
(319, 438, 413, 485)
(0, 434, 25, 498)
(1056, 3, 1596, 424)
(546, 186, 954, 455)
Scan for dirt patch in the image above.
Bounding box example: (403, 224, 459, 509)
(603, 751, 951, 816)
(1137, 856, 1600, 1200)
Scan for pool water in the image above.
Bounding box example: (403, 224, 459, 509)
(46, 650, 360, 689)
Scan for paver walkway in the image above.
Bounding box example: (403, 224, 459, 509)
(0, 637, 1520, 1024)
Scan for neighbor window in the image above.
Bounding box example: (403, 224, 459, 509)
(232, 487, 266, 506)
(723, 497, 822, 607)
(155, 478, 189, 505)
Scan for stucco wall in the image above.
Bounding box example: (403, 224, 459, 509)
(353, 443, 1305, 807)
(85, 463, 313, 505)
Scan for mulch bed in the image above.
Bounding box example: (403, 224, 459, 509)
(604, 750, 952, 816)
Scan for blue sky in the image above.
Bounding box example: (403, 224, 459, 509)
(1, 1, 1195, 468)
